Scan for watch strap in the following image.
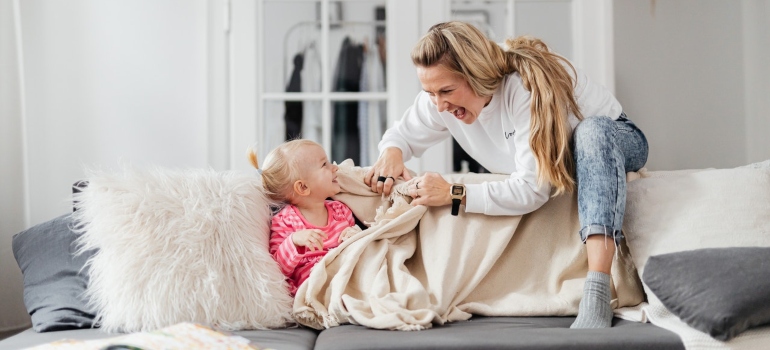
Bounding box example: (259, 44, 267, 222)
(451, 198, 461, 216)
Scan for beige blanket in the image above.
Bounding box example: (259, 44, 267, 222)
(293, 161, 644, 330)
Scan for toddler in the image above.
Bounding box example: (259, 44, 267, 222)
(249, 140, 358, 295)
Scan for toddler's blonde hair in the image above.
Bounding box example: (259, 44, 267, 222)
(248, 139, 319, 203)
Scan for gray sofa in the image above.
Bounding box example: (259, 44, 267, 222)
(1, 316, 683, 350)
(9, 161, 770, 349)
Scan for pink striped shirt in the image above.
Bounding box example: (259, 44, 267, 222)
(269, 200, 355, 295)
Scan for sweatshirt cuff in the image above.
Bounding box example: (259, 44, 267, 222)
(463, 183, 485, 214)
(378, 141, 412, 161)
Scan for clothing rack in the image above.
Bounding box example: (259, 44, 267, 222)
(280, 19, 387, 166)
(283, 20, 386, 85)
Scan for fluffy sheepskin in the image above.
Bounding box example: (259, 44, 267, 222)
(72, 165, 294, 333)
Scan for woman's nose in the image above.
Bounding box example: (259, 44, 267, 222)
(435, 96, 449, 112)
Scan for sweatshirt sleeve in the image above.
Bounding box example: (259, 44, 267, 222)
(462, 145, 551, 216)
(378, 92, 451, 161)
(464, 78, 551, 216)
(268, 209, 305, 276)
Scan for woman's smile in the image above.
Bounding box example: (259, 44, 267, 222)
(416, 64, 489, 125)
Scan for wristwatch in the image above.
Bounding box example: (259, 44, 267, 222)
(450, 183, 466, 216)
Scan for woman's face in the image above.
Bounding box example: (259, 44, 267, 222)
(417, 64, 491, 125)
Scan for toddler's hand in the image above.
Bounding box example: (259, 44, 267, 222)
(338, 226, 362, 243)
(291, 229, 327, 251)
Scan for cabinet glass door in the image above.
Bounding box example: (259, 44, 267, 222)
(259, 0, 387, 167)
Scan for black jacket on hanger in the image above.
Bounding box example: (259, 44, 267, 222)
(331, 37, 364, 164)
(453, 138, 489, 173)
(285, 53, 304, 141)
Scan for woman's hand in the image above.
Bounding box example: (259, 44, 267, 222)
(364, 147, 413, 196)
(409, 172, 452, 207)
(291, 229, 327, 251)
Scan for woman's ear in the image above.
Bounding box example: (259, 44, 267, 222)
(293, 180, 310, 197)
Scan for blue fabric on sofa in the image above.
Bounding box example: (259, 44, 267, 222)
(644, 247, 770, 341)
(12, 214, 96, 332)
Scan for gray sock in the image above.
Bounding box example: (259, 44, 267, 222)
(570, 271, 613, 329)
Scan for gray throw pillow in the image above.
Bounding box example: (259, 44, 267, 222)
(12, 214, 97, 332)
(643, 247, 770, 341)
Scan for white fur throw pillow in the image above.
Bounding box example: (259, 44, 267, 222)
(72, 166, 294, 333)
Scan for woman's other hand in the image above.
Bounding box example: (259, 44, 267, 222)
(409, 172, 452, 207)
(291, 229, 327, 251)
(364, 147, 413, 196)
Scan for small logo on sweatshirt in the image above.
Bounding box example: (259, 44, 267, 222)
(504, 130, 515, 139)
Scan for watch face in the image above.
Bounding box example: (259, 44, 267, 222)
(452, 186, 464, 196)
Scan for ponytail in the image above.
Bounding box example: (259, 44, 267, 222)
(247, 147, 260, 171)
(504, 36, 582, 195)
(247, 139, 318, 203)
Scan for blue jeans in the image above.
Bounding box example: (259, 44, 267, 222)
(572, 113, 648, 245)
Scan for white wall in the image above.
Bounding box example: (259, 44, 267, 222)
(614, 0, 769, 171)
(743, 0, 770, 164)
(0, 0, 33, 332)
(207, 0, 231, 171)
(20, 0, 209, 224)
(0, 0, 211, 331)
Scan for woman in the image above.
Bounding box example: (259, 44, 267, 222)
(364, 21, 648, 329)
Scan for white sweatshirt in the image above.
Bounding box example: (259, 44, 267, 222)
(379, 68, 622, 216)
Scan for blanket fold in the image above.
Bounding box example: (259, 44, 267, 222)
(294, 161, 644, 330)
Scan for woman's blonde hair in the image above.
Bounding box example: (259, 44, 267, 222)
(247, 139, 319, 203)
(411, 21, 583, 195)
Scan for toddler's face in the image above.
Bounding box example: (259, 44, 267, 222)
(300, 144, 341, 199)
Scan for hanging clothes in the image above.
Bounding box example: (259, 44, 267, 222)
(285, 53, 304, 141)
(331, 37, 364, 165)
(453, 138, 489, 173)
(358, 39, 386, 167)
(301, 43, 322, 143)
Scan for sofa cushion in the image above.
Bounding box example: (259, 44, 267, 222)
(12, 214, 96, 332)
(314, 316, 683, 350)
(623, 166, 770, 338)
(0, 326, 319, 350)
(643, 247, 770, 341)
(72, 165, 294, 332)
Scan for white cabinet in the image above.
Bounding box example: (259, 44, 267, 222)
(229, 0, 612, 173)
